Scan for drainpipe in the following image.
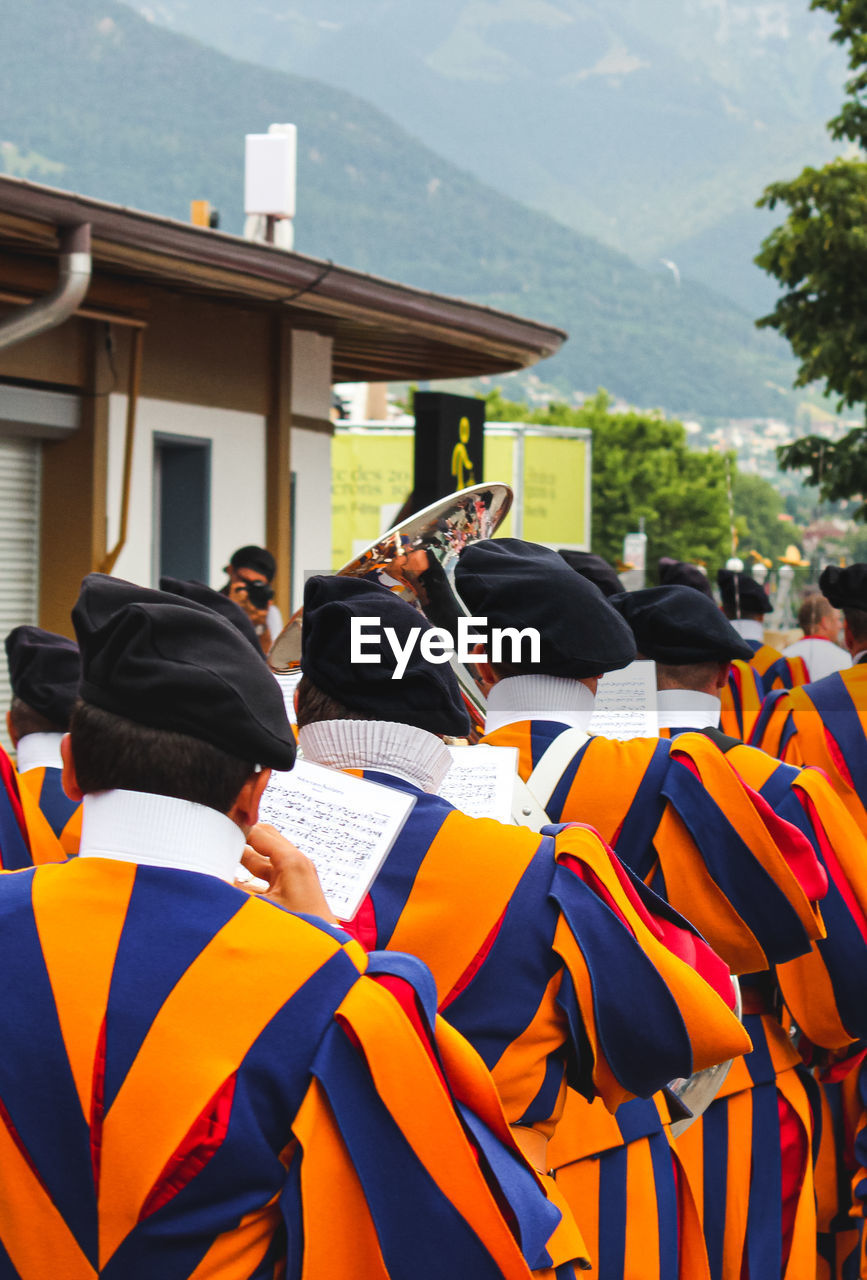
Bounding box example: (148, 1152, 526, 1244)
(0, 224, 92, 351)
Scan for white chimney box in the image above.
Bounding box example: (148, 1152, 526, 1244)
(245, 126, 297, 218)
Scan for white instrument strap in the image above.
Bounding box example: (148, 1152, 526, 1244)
(510, 727, 591, 831)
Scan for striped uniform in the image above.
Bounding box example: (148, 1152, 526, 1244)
(0, 856, 551, 1280)
(484, 721, 826, 1280)
(0, 745, 64, 869)
(16, 764, 81, 857)
(345, 772, 750, 1277)
(721, 645, 809, 742)
(663, 729, 867, 1280)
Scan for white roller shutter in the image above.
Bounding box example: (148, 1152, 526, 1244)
(0, 439, 41, 746)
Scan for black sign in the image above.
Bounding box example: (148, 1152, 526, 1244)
(413, 392, 485, 511)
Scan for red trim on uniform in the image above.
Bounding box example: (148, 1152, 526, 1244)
(442, 907, 507, 1010)
(0, 1093, 51, 1195)
(366, 973, 449, 1094)
(798, 789, 867, 945)
(737, 780, 827, 902)
(343, 894, 378, 951)
(777, 1091, 808, 1269)
(825, 728, 856, 790)
(0, 749, 30, 852)
(138, 1072, 237, 1221)
(90, 1015, 107, 1190)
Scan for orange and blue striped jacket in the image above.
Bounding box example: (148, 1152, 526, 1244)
(0, 856, 551, 1280)
(0, 744, 65, 869)
(344, 771, 749, 1275)
(16, 762, 81, 857)
(721, 645, 809, 741)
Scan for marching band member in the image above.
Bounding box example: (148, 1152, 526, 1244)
(454, 539, 827, 1280)
(0, 573, 546, 1280)
(612, 583, 867, 1280)
(3, 625, 80, 862)
(292, 572, 750, 1279)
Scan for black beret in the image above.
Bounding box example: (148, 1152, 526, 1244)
(159, 576, 264, 655)
(5, 626, 80, 728)
(820, 564, 867, 612)
(557, 550, 624, 598)
(658, 558, 714, 599)
(301, 575, 471, 737)
(73, 575, 295, 769)
(717, 569, 772, 616)
(454, 538, 636, 678)
(229, 545, 276, 582)
(610, 585, 754, 664)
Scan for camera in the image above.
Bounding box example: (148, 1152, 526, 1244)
(244, 579, 275, 611)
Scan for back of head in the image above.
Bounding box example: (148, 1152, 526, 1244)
(5, 625, 80, 734)
(71, 574, 295, 809)
(455, 538, 636, 678)
(229, 545, 276, 582)
(557, 550, 624, 598)
(820, 564, 867, 644)
(716, 569, 772, 619)
(658, 558, 714, 599)
(611, 585, 752, 691)
(299, 575, 471, 736)
(797, 590, 835, 637)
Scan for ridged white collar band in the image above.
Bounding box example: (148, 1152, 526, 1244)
(15, 732, 65, 773)
(656, 689, 722, 730)
(729, 618, 764, 644)
(298, 719, 452, 792)
(484, 675, 596, 733)
(78, 789, 245, 882)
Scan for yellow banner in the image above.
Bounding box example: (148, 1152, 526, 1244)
(331, 433, 412, 568)
(522, 435, 587, 546)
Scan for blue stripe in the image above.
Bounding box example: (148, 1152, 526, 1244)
(616, 1096, 666, 1145)
(744, 1080, 783, 1278)
(804, 674, 867, 802)
(609, 740, 671, 879)
(764, 656, 797, 689)
(32, 767, 79, 838)
(750, 687, 789, 748)
(701, 1096, 728, 1280)
(103, 868, 246, 1111)
(0, 866, 98, 1265)
(0, 786, 32, 869)
(742, 1013, 777, 1087)
(648, 1127, 679, 1280)
(312, 1013, 518, 1279)
(596, 1145, 628, 1280)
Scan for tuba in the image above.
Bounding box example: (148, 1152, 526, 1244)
(269, 481, 512, 729)
(269, 481, 739, 1133)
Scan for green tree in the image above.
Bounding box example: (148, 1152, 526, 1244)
(756, 0, 867, 510)
(732, 473, 802, 562)
(485, 389, 733, 570)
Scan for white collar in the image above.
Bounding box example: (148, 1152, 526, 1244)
(851, 649, 867, 665)
(78, 789, 245, 882)
(729, 618, 765, 644)
(298, 720, 452, 792)
(656, 689, 722, 730)
(484, 675, 596, 734)
(15, 732, 65, 773)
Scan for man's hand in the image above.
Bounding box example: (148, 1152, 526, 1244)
(241, 823, 339, 925)
(227, 580, 269, 629)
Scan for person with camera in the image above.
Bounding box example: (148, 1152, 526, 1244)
(220, 545, 284, 653)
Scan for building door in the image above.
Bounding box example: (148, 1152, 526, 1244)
(153, 436, 211, 584)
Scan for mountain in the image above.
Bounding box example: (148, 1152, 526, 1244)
(118, 0, 849, 314)
(0, 0, 798, 417)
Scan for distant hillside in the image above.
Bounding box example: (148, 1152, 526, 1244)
(0, 0, 798, 417)
(120, 0, 848, 315)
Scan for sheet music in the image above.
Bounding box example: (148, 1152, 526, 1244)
(273, 669, 302, 725)
(258, 760, 416, 920)
(439, 745, 519, 822)
(588, 660, 658, 740)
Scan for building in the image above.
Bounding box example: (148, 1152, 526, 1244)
(0, 174, 566, 677)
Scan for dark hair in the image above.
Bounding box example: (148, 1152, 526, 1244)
(655, 661, 727, 692)
(70, 701, 256, 812)
(230, 545, 276, 582)
(844, 607, 867, 645)
(295, 674, 367, 730)
(9, 696, 66, 739)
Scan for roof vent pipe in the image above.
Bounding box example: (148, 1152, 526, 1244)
(0, 223, 92, 352)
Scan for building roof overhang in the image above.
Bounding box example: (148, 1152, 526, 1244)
(0, 175, 567, 382)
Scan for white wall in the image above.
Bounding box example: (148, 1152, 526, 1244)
(290, 426, 332, 610)
(106, 395, 267, 590)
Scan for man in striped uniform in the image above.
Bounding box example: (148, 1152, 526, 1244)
(0, 574, 552, 1280)
(611, 582, 867, 1280)
(453, 539, 828, 1280)
(4, 625, 81, 861)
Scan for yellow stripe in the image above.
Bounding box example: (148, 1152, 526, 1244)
(489, 969, 565, 1124)
(385, 810, 535, 1005)
(622, 1136, 659, 1279)
(15, 769, 66, 866)
(98, 897, 357, 1268)
(553, 1151, 600, 1272)
(559, 738, 655, 841)
(0, 1108, 96, 1279)
(33, 859, 136, 1119)
(186, 1195, 281, 1280)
